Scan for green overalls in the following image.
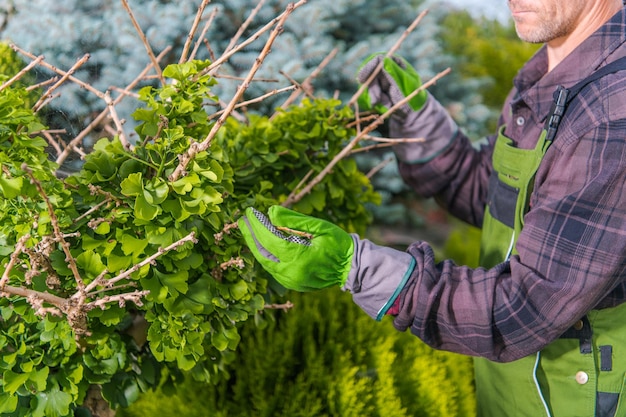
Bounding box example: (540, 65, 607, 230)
(475, 58, 626, 417)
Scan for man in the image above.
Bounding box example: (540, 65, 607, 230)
(238, 0, 626, 415)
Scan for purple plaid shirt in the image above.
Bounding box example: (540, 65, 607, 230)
(393, 7, 626, 362)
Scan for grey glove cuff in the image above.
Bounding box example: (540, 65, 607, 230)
(342, 234, 415, 321)
(390, 92, 458, 164)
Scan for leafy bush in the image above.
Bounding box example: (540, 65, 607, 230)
(0, 50, 378, 415)
(119, 290, 476, 417)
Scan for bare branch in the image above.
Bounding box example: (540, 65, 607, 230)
(104, 91, 131, 150)
(366, 155, 394, 179)
(283, 67, 451, 206)
(208, 85, 296, 120)
(22, 164, 86, 291)
(201, 0, 307, 77)
(264, 301, 294, 312)
(84, 231, 198, 293)
(0, 234, 29, 288)
(275, 47, 339, 111)
(170, 2, 302, 181)
(55, 46, 172, 166)
(120, 0, 165, 85)
(11, 44, 106, 99)
(32, 53, 90, 112)
(223, 0, 267, 55)
(179, 0, 211, 64)
(189, 7, 219, 61)
(0, 55, 44, 93)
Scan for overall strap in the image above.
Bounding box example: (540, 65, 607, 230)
(544, 56, 626, 141)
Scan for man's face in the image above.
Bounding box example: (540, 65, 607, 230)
(508, 0, 587, 43)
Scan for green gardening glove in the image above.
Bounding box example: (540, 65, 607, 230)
(238, 206, 354, 292)
(357, 53, 428, 118)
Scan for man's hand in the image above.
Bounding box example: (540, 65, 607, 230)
(356, 53, 457, 164)
(357, 53, 428, 118)
(238, 206, 354, 292)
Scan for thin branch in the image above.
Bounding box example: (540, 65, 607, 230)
(104, 91, 131, 150)
(0, 55, 44, 93)
(179, 0, 211, 64)
(208, 85, 296, 120)
(84, 231, 197, 293)
(275, 47, 338, 111)
(279, 70, 314, 100)
(170, 2, 301, 181)
(0, 234, 29, 288)
(189, 7, 219, 61)
(32, 53, 90, 112)
(223, 0, 267, 55)
(11, 44, 105, 99)
(350, 136, 426, 154)
(85, 290, 151, 310)
(120, 0, 165, 86)
(283, 67, 451, 207)
(366, 155, 394, 179)
(201, 0, 307, 77)
(264, 301, 294, 312)
(55, 46, 172, 166)
(22, 164, 86, 291)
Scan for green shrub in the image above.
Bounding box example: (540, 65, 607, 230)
(120, 290, 476, 417)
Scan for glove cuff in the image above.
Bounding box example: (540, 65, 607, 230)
(390, 93, 458, 163)
(342, 235, 415, 321)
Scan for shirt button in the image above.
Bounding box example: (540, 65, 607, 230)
(574, 320, 584, 331)
(575, 371, 589, 385)
(516, 116, 525, 126)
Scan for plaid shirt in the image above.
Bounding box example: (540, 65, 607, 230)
(393, 7, 626, 362)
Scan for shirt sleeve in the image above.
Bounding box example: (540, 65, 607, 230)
(391, 119, 626, 363)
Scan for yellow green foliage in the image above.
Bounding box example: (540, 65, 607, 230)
(439, 11, 540, 114)
(120, 290, 476, 417)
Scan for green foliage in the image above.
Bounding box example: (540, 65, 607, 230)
(120, 290, 476, 417)
(439, 11, 540, 112)
(0, 60, 379, 415)
(442, 220, 482, 268)
(219, 97, 380, 235)
(0, 43, 33, 87)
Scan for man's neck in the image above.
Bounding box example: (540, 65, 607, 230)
(547, 1, 622, 71)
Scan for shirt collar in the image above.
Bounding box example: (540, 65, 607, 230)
(512, 5, 626, 122)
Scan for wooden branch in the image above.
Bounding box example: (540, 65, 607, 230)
(0, 55, 44, 93)
(223, 0, 267, 55)
(55, 46, 172, 166)
(0, 234, 29, 288)
(350, 136, 426, 154)
(170, 2, 302, 181)
(104, 91, 131, 150)
(201, 0, 307, 78)
(275, 47, 338, 111)
(208, 85, 296, 120)
(11, 44, 105, 100)
(84, 231, 197, 294)
(282, 67, 450, 207)
(0, 284, 67, 308)
(189, 7, 218, 61)
(33, 53, 90, 112)
(22, 164, 86, 291)
(366, 155, 394, 179)
(263, 301, 294, 312)
(120, 0, 165, 86)
(179, 0, 211, 64)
